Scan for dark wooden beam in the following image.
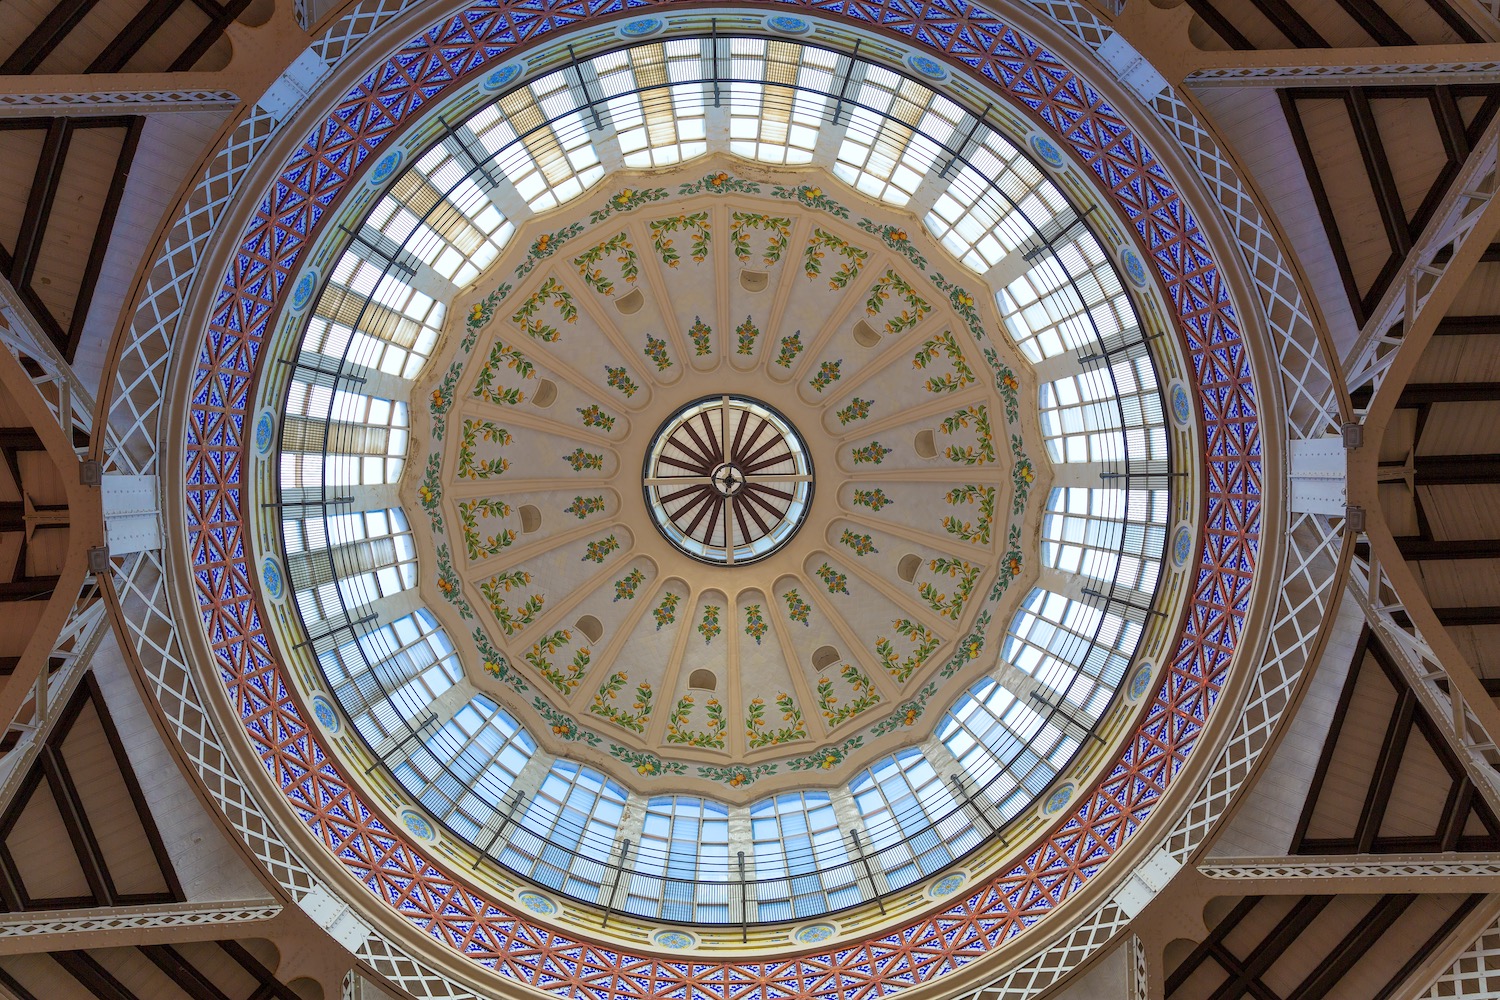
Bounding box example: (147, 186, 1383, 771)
(0, 577, 60, 599)
(169, 0, 253, 72)
(1182, 0, 1255, 50)
(139, 945, 233, 1000)
(1390, 606, 1500, 628)
(1373, 895, 1485, 1000)
(52, 950, 141, 1000)
(64, 116, 142, 360)
(1165, 897, 1262, 997)
(1436, 315, 1500, 335)
(1282, 90, 1366, 326)
(1248, 0, 1327, 47)
(1355, 687, 1416, 853)
(1286, 895, 1415, 1000)
(1407, 453, 1500, 485)
(218, 941, 302, 1000)
(1209, 896, 1332, 1000)
(1333, 0, 1415, 45)
(9, 118, 71, 290)
(87, 0, 184, 73)
(1, 0, 102, 74)
(1352, 381, 1500, 408)
(1394, 537, 1500, 560)
(1349, 90, 1413, 260)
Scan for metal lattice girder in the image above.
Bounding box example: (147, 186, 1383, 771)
(1345, 115, 1500, 416)
(0, 901, 281, 956)
(1199, 854, 1500, 893)
(1351, 527, 1500, 819)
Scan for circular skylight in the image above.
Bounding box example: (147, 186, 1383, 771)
(643, 396, 813, 565)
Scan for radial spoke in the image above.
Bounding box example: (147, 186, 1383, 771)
(746, 482, 794, 502)
(658, 454, 711, 475)
(742, 488, 790, 522)
(681, 488, 719, 536)
(645, 476, 713, 486)
(745, 474, 812, 484)
(678, 421, 718, 470)
(737, 495, 770, 535)
(743, 450, 794, 474)
(740, 432, 788, 469)
(721, 395, 731, 465)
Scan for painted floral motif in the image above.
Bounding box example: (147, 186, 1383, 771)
(840, 529, 877, 556)
(680, 171, 760, 196)
(851, 441, 891, 465)
(604, 365, 638, 398)
(943, 485, 996, 546)
(610, 745, 686, 776)
(699, 763, 776, 788)
(418, 452, 443, 531)
(527, 630, 591, 695)
(464, 282, 512, 339)
(783, 589, 812, 624)
(852, 488, 892, 511)
(613, 568, 645, 601)
(836, 398, 872, 425)
(931, 272, 987, 343)
(940, 610, 992, 679)
(816, 562, 849, 595)
(473, 628, 526, 692)
(742, 603, 768, 644)
(735, 315, 760, 356)
(563, 448, 604, 472)
(746, 693, 806, 749)
(729, 212, 791, 266)
(435, 544, 471, 619)
(429, 363, 462, 436)
(649, 211, 711, 267)
(652, 592, 681, 630)
(688, 316, 713, 356)
(921, 557, 981, 621)
(511, 275, 578, 344)
(590, 672, 653, 733)
(472, 341, 533, 404)
(984, 347, 1022, 423)
(589, 186, 669, 223)
(666, 693, 726, 748)
(458, 498, 515, 561)
(774, 331, 803, 368)
(867, 269, 930, 336)
(809, 359, 842, 393)
(582, 535, 619, 564)
(914, 330, 977, 393)
(771, 183, 849, 218)
(1012, 434, 1035, 514)
(697, 604, 722, 644)
(578, 404, 615, 431)
(803, 229, 869, 289)
(817, 664, 880, 726)
(857, 219, 928, 269)
(644, 335, 673, 371)
(573, 232, 638, 296)
(876, 620, 941, 683)
(481, 571, 542, 636)
(787, 736, 864, 772)
(564, 495, 606, 519)
(515, 222, 585, 279)
(990, 525, 1025, 600)
(941, 404, 996, 465)
(869, 682, 937, 736)
(457, 420, 512, 479)
(532, 696, 602, 745)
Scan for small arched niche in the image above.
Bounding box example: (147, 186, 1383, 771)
(853, 320, 881, 348)
(688, 669, 716, 691)
(741, 270, 769, 292)
(519, 505, 542, 533)
(812, 645, 840, 671)
(615, 288, 644, 314)
(532, 379, 558, 407)
(897, 554, 922, 583)
(914, 429, 937, 459)
(576, 615, 604, 644)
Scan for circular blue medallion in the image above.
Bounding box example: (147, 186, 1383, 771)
(261, 556, 284, 600)
(1172, 525, 1193, 568)
(254, 410, 275, 455)
(1043, 784, 1074, 815)
(1128, 663, 1153, 701)
(794, 923, 836, 944)
(906, 53, 948, 82)
(652, 929, 695, 950)
(291, 270, 317, 313)
(1121, 247, 1149, 290)
(1028, 134, 1065, 169)
(765, 14, 812, 35)
(929, 873, 966, 898)
(311, 695, 339, 732)
(617, 17, 664, 39)
(518, 891, 557, 915)
(482, 63, 522, 92)
(400, 809, 435, 841)
(1170, 381, 1192, 426)
(369, 149, 402, 186)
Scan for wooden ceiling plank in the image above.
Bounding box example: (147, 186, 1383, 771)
(1207, 943, 1285, 1000)
(168, 0, 250, 73)
(86, 0, 186, 74)
(1207, 896, 1332, 1000)
(1184, 0, 1256, 50)
(216, 941, 300, 1000)
(138, 944, 232, 1000)
(1291, 631, 1369, 854)
(9, 118, 70, 291)
(1422, 0, 1486, 43)
(1372, 893, 1486, 1000)
(1, 0, 102, 75)
(1333, 0, 1415, 48)
(63, 115, 139, 360)
(1284, 894, 1416, 1000)
(1248, 0, 1328, 48)
(1354, 687, 1417, 853)
(0, 964, 41, 1000)
(1166, 897, 1264, 996)
(51, 950, 141, 1000)
(38, 747, 113, 907)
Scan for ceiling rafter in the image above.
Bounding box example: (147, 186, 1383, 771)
(1184, 0, 1483, 50)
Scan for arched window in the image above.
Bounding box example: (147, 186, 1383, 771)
(394, 696, 535, 841)
(749, 791, 857, 920)
(627, 797, 730, 922)
(850, 750, 974, 890)
(501, 761, 627, 902)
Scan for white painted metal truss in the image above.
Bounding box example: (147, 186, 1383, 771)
(0, 90, 241, 115)
(0, 902, 282, 940)
(1199, 854, 1500, 881)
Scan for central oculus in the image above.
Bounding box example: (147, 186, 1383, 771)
(643, 396, 813, 565)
